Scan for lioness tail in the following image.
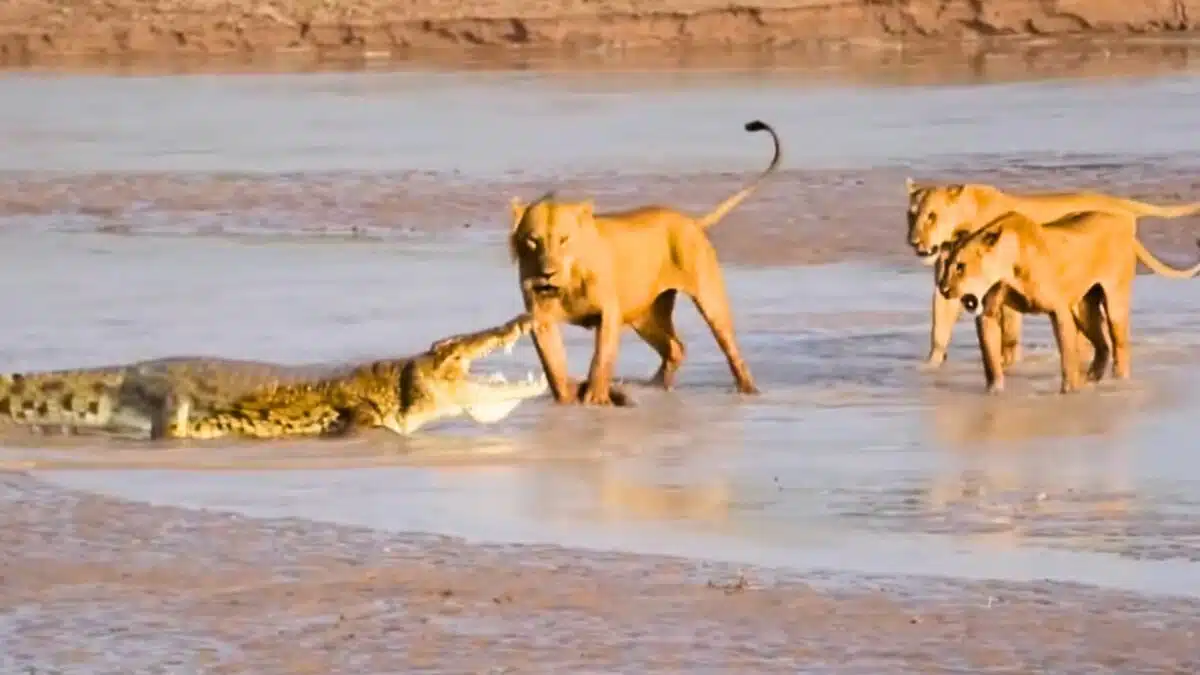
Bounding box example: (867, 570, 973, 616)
(1133, 238, 1200, 279)
(1117, 198, 1200, 219)
(696, 119, 783, 230)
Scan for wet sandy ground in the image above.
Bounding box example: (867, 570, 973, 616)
(2, 162, 1198, 267)
(4, 473, 1200, 674)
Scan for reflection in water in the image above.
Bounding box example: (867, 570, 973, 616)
(922, 385, 1151, 446)
(0, 431, 527, 472)
(513, 390, 744, 529)
(917, 387, 1154, 554)
(520, 457, 735, 528)
(581, 462, 732, 525)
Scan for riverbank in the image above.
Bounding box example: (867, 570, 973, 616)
(2, 0, 1199, 68)
(3, 472, 1198, 674)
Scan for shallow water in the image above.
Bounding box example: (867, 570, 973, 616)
(3, 60, 1200, 599)
(1, 231, 1198, 597)
(1, 66, 1199, 177)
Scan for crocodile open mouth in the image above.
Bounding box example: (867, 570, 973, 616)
(462, 370, 549, 423)
(441, 318, 550, 421)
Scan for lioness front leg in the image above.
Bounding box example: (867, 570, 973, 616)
(925, 282, 962, 368)
(579, 307, 625, 406)
(999, 306, 1023, 368)
(1049, 309, 1084, 394)
(530, 319, 577, 404)
(975, 311, 1007, 394)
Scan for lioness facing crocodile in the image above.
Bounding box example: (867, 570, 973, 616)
(0, 314, 547, 440)
(508, 119, 782, 407)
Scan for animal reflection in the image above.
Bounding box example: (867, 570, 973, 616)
(923, 384, 1148, 445)
(919, 389, 1142, 553)
(591, 468, 732, 525)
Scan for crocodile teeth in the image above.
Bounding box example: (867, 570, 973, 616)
(504, 342, 515, 355)
(487, 372, 508, 383)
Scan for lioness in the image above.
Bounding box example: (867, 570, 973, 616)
(508, 119, 782, 406)
(937, 210, 1200, 394)
(906, 179, 1200, 369)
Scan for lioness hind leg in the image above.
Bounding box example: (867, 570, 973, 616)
(1103, 287, 1132, 380)
(685, 266, 759, 395)
(1074, 287, 1111, 382)
(632, 291, 687, 390)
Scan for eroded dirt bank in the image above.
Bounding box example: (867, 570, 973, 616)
(2, 472, 1198, 674)
(1, 0, 1199, 67)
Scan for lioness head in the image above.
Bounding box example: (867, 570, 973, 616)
(907, 178, 977, 266)
(508, 192, 594, 297)
(937, 222, 1018, 317)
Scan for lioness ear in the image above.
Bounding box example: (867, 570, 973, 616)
(905, 177, 917, 195)
(576, 199, 595, 220)
(509, 197, 527, 232)
(946, 184, 965, 200)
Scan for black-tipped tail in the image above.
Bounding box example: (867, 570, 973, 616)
(744, 119, 782, 177)
(694, 119, 783, 230)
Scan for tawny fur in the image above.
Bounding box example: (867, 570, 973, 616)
(507, 120, 782, 406)
(937, 210, 1200, 395)
(906, 179, 1200, 370)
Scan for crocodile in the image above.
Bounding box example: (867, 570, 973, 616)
(0, 313, 548, 440)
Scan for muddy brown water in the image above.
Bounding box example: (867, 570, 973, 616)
(2, 51, 1200, 671)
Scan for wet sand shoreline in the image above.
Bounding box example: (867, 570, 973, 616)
(4, 471, 1199, 673)
(3, 161, 1198, 267)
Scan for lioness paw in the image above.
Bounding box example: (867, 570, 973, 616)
(574, 379, 635, 408)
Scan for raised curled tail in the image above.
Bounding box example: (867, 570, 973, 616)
(695, 119, 783, 230)
(1116, 198, 1200, 219)
(1133, 238, 1200, 279)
